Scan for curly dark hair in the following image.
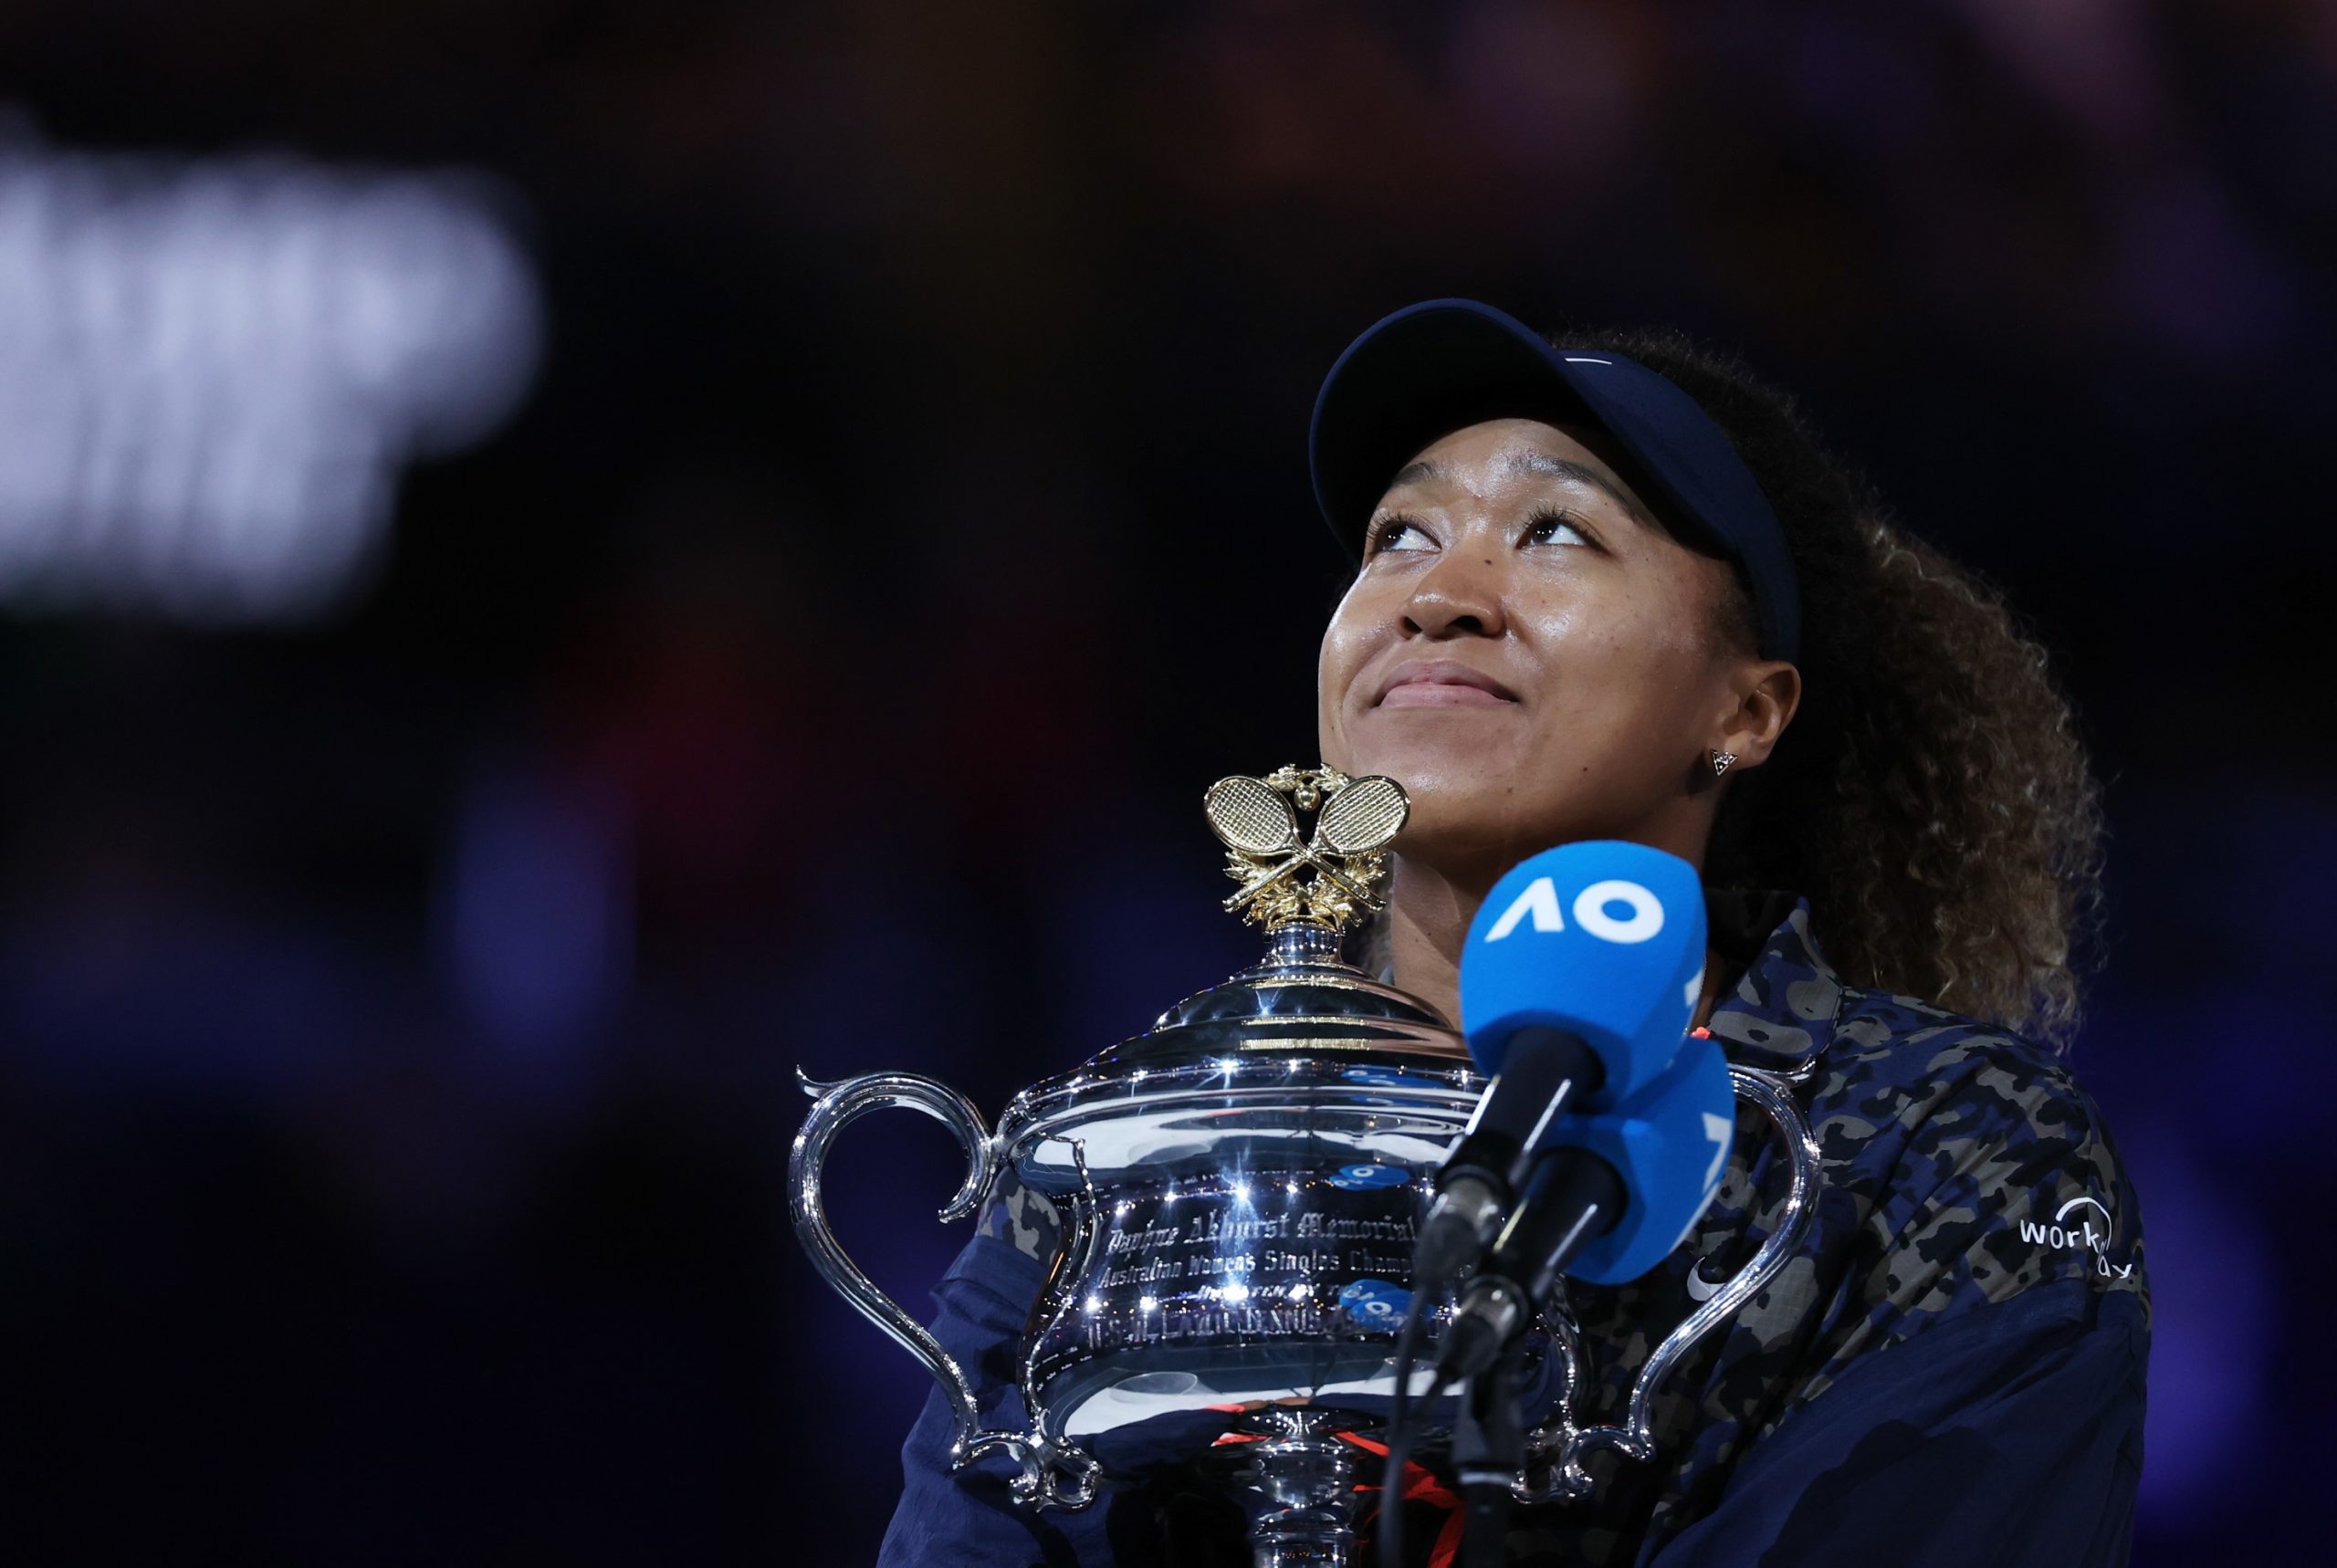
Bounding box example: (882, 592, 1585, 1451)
(1549, 324, 2106, 1051)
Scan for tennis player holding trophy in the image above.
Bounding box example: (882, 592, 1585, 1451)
(792, 301, 2149, 1567)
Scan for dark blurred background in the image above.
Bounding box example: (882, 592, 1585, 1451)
(0, 1, 2327, 1562)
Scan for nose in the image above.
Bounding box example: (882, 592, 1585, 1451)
(1401, 550, 1506, 641)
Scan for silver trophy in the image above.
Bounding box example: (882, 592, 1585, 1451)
(790, 768, 1818, 1567)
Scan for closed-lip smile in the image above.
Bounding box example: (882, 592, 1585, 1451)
(1373, 659, 1520, 708)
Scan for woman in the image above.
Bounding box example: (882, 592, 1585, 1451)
(879, 300, 2148, 1566)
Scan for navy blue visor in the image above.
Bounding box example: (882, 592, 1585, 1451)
(1309, 298, 1801, 664)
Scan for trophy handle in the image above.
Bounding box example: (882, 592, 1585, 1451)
(1514, 1063, 1824, 1502)
(789, 1070, 1103, 1511)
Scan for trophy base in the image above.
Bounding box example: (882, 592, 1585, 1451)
(1238, 1407, 1372, 1568)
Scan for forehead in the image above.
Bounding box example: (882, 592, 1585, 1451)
(1380, 417, 1664, 529)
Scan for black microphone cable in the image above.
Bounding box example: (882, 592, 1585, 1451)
(1374, 1282, 1450, 1568)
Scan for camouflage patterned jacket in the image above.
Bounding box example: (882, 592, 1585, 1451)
(879, 891, 2151, 1567)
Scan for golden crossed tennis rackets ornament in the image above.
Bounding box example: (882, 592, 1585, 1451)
(1203, 765, 1408, 932)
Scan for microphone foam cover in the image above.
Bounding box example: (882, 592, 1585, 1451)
(1460, 841, 1708, 1106)
(1544, 1033, 1735, 1285)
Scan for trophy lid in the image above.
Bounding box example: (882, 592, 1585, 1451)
(1094, 921, 1462, 1066)
(992, 766, 1472, 1179)
(1091, 766, 1464, 1067)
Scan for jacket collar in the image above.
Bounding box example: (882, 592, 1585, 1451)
(1700, 888, 1842, 1072)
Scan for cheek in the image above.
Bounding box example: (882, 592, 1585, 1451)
(1609, 631, 1718, 753)
(1316, 619, 1359, 766)
(1521, 588, 1712, 742)
(1317, 583, 1375, 706)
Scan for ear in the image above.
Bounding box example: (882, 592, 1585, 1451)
(1713, 660, 1801, 770)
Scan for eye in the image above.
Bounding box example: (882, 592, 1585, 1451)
(1524, 506, 1594, 549)
(1365, 513, 1435, 555)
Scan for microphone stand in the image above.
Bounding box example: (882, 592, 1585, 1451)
(1450, 1337, 1529, 1568)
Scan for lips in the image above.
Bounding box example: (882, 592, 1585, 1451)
(1373, 659, 1520, 708)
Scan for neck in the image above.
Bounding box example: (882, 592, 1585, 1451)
(1380, 857, 1491, 1028)
(1383, 852, 1729, 1034)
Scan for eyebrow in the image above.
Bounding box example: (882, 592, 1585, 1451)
(1384, 452, 1662, 531)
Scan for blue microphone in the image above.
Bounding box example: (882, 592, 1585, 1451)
(1410, 841, 1710, 1287)
(1462, 841, 1709, 1104)
(1435, 1036, 1736, 1381)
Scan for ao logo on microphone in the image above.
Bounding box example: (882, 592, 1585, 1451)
(1483, 876, 1665, 945)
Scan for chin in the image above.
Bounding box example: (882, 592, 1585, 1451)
(1327, 718, 1558, 853)
(1339, 700, 1527, 766)
(1373, 771, 1546, 874)
(1340, 731, 1527, 802)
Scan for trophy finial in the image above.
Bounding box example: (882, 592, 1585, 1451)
(1202, 765, 1408, 932)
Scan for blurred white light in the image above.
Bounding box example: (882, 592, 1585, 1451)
(0, 113, 542, 623)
